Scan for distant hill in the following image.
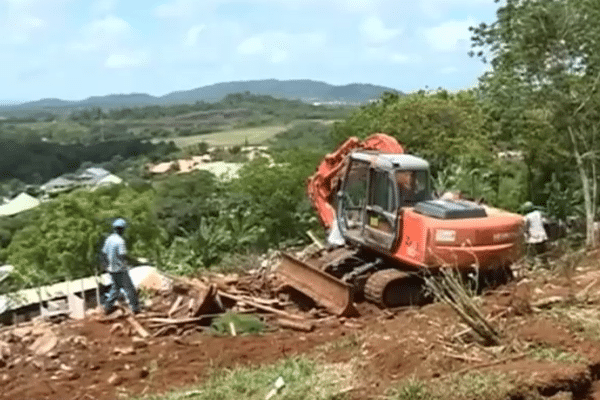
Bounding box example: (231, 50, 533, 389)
(0, 79, 400, 113)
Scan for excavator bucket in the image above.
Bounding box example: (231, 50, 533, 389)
(276, 253, 357, 317)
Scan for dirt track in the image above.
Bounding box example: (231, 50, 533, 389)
(4, 259, 600, 399)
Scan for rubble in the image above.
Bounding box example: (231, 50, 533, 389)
(107, 372, 124, 386)
(0, 341, 10, 360)
(29, 332, 58, 356)
(276, 318, 314, 332)
(0, 265, 352, 376)
(126, 316, 150, 338)
(82, 267, 333, 339)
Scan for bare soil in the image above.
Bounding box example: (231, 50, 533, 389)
(4, 256, 600, 400)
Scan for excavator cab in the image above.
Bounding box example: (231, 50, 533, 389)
(337, 152, 431, 251)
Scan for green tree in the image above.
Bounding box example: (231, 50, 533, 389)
(471, 0, 600, 245)
(331, 90, 492, 174)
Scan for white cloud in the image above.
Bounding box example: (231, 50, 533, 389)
(104, 51, 149, 69)
(390, 53, 410, 64)
(420, 0, 491, 19)
(89, 15, 130, 37)
(360, 16, 401, 46)
(91, 0, 117, 15)
(184, 24, 206, 47)
(270, 48, 288, 64)
(72, 15, 132, 52)
(237, 37, 264, 55)
(153, 0, 390, 20)
(423, 18, 475, 52)
(334, 0, 375, 13)
(154, 0, 197, 19)
(366, 47, 418, 65)
(1, 0, 48, 44)
(236, 31, 325, 63)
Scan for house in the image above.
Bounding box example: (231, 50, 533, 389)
(77, 167, 111, 186)
(177, 158, 198, 174)
(0, 266, 170, 325)
(0, 193, 41, 217)
(0, 265, 14, 284)
(41, 167, 122, 195)
(91, 174, 123, 191)
(148, 161, 176, 174)
(193, 161, 242, 180)
(40, 176, 76, 194)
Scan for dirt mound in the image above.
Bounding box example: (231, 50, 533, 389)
(4, 257, 600, 399)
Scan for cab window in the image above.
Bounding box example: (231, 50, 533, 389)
(395, 169, 430, 205)
(369, 170, 396, 212)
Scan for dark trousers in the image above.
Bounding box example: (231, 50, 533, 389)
(103, 270, 140, 313)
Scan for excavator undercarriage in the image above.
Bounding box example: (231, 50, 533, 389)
(277, 245, 514, 316)
(277, 247, 434, 316)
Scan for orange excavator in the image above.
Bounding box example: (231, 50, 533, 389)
(276, 134, 524, 316)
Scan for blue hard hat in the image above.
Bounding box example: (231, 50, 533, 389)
(112, 218, 127, 229)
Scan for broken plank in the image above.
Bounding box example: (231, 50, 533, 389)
(438, 353, 527, 378)
(168, 296, 183, 317)
(191, 284, 217, 317)
(277, 318, 314, 332)
(152, 325, 176, 337)
(148, 309, 257, 326)
(306, 230, 324, 249)
(147, 316, 207, 325)
(238, 295, 287, 307)
(218, 291, 305, 321)
(126, 315, 150, 338)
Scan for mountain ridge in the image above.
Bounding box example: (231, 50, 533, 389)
(0, 79, 400, 112)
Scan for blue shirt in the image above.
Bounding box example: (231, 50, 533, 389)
(102, 233, 127, 273)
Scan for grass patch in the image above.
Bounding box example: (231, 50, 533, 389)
(137, 356, 354, 400)
(390, 372, 530, 400)
(210, 312, 266, 336)
(316, 334, 363, 353)
(527, 343, 587, 363)
(390, 378, 433, 400)
(161, 125, 288, 148)
(19, 120, 87, 132)
(548, 306, 600, 339)
(267, 121, 334, 151)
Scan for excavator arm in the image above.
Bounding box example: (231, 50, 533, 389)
(307, 133, 404, 230)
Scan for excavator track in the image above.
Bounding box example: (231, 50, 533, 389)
(364, 269, 426, 307)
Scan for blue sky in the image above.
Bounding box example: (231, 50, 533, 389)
(0, 0, 499, 103)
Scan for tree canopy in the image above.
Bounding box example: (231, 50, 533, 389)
(471, 0, 600, 244)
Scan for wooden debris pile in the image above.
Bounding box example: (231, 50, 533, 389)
(101, 270, 320, 338)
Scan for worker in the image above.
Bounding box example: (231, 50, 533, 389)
(396, 171, 415, 200)
(522, 202, 548, 258)
(101, 218, 141, 314)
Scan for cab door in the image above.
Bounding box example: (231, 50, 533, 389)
(337, 158, 369, 243)
(363, 168, 399, 250)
